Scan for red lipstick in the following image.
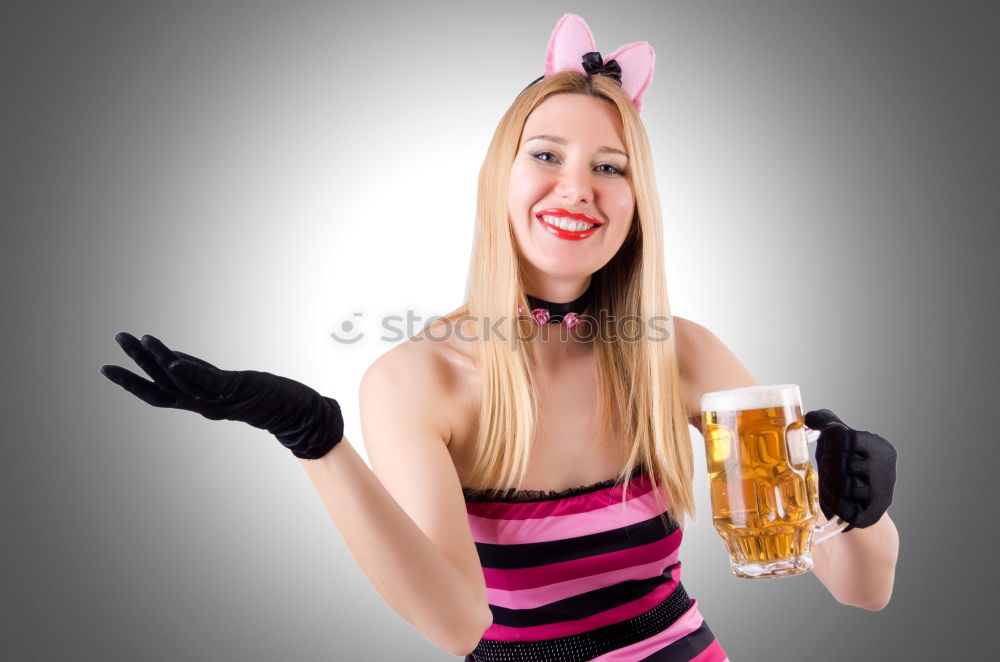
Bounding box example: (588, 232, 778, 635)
(535, 208, 602, 241)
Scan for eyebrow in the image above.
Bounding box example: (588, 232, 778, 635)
(523, 134, 628, 159)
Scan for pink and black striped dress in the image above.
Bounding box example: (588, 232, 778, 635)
(462, 467, 728, 661)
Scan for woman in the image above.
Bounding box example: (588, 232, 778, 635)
(101, 14, 898, 660)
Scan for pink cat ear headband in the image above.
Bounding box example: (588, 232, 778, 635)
(524, 14, 656, 112)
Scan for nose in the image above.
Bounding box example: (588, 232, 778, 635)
(554, 164, 592, 205)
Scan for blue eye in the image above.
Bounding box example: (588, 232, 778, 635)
(531, 151, 558, 163)
(596, 163, 625, 176)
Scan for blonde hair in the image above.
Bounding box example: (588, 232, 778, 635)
(435, 71, 694, 525)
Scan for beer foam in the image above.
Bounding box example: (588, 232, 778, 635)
(700, 384, 801, 412)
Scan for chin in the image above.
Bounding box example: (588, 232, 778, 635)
(516, 246, 606, 282)
(529, 262, 597, 281)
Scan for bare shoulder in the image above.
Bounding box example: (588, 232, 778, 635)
(360, 340, 451, 442)
(360, 311, 480, 450)
(673, 316, 757, 422)
(673, 316, 740, 383)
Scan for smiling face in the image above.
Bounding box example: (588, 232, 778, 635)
(507, 93, 635, 295)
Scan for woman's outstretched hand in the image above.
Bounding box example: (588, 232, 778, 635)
(805, 409, 897, 532)
(100, 332, 343, 459)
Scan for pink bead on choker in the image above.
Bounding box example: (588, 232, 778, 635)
(517, 288, 591, 328)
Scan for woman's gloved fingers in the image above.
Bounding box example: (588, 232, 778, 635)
(99, 364, 179, 408)
(139, 333, 178, 367)
(818, 482, 837, 521)
(140, 334, 199, 393)
(115, 331, 176, 387)
(815, 427, 852, 455)
(173, 350, 223, 372)
(819, 451, 851, 475)
(804, 409, 848, 431)
(843, 475, 872, 501)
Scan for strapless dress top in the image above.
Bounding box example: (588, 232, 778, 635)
(461, 467, 729, 661)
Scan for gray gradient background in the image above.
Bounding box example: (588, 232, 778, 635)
(2, 1, 998, 660)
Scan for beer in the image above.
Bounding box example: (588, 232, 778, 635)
(701, 385, 820, 579)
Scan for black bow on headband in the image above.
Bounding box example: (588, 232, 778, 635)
(581, 51, 622, 85)
(521, 50, 624, 93)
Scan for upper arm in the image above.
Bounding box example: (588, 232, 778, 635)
(358, 345, 486, 599)
(674, 316, 757, 432)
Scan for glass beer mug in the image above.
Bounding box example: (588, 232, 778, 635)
(700, 384, 847, 579)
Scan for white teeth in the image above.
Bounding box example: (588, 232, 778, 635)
(540, 215, 597, 232)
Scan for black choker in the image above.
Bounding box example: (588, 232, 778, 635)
(519, 287, 592, 328)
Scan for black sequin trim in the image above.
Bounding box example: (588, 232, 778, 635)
(467, 583, 692, 662)
(463, 466, 647, 503)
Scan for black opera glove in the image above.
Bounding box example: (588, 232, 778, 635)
(804, 409, 896, 532)
(100, 332, 343, 460)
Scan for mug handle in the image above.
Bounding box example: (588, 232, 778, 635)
(805, 428, 850, 544)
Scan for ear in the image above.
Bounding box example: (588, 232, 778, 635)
(544, 14, 596, 77)
(605, 41, 655, 112)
